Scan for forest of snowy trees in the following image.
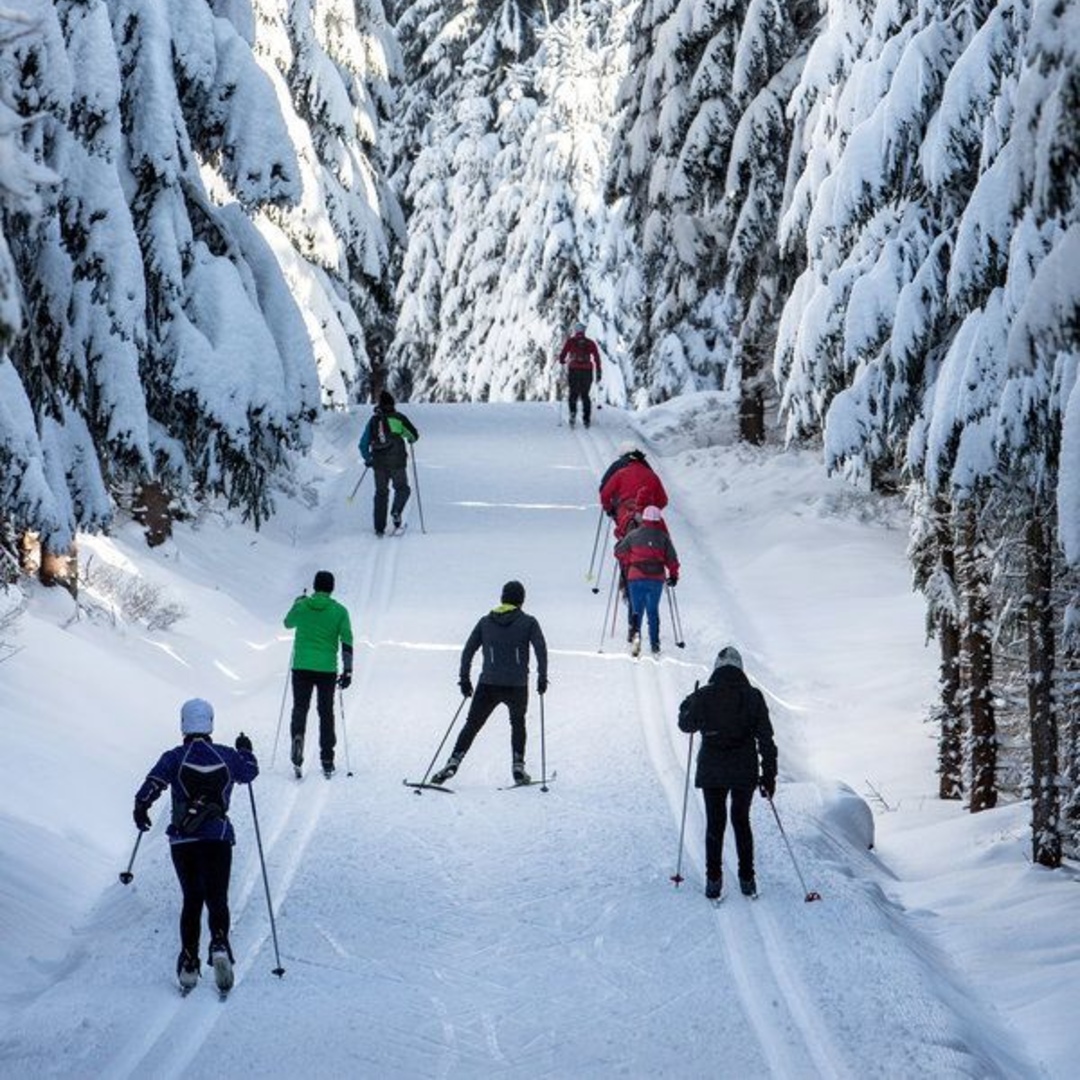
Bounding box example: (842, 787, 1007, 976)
(1, 2, 1078, 858)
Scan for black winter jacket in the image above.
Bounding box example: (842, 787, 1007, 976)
(678, 666, 777, 789)
(460, 606, 548, 688)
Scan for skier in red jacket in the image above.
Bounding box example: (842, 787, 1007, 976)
(558, 323, 602, 428)
(599, 443, 668, 539)
(614, 505, 679, 656)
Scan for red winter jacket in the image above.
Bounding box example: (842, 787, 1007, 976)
(614, 521, 680, 583)
(558, 332, 602, 376)
(600, 457, 668, 538)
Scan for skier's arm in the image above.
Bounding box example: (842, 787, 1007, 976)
(358, 422, 372, 465)
(530, 619, 548, 685)
(753, 691, 778, 791)
(229, 745, 260, 785)
(590, 341, 602, 379)
(677, 692, 702, 733)
(459, 620, 483, 682)
(133, 751, 175, 827)
(283, 596, 305, 629)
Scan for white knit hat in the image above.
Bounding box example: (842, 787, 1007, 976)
(180, 698, 214, 735)
(714, 646, 743, 671)
(642, 505, 662, 522)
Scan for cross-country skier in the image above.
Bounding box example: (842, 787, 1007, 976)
(614, 505, 680, 655)
(431, 580, 549, 786)
(359, 389, 419, 536)
(599, 442, 668, 540)
(283, 570, 354, 777)
(677, 646, 778, 900)
(557, 322, 602, 428)
(132, 698, 259, 993)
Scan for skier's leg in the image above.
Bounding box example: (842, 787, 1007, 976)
(290, 670, 315, 764)
(702, 787, 730, 882)
(504, 686, 528, 762)
(314, 672, 337, 768)
(389, 465, 411, 522)
(642, 580, 662, 648)
(373, 466, 390, 534)
(730, 786, 756, 882)
(170, 842, 206, 959)
(449, 683, 500, 760)
(627, 579, 646, 640)
(580, 373, 593, 426)
(203, 841, 234, 958)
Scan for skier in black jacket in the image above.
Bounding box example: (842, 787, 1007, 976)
(431, 580, 548, 786)
(678, 646, 777, 900)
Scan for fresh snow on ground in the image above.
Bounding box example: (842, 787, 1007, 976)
(1, 397, 1077, 1078)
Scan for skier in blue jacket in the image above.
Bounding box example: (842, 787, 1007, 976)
(133, 698, 258, 993)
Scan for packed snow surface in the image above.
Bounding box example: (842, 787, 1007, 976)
(1, 399, 1075, 1078)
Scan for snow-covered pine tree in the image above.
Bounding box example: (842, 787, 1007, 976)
(485, 2, 630, 403)
(111, 0, 316, 527)
(251, 0, 403, 405)
(0, 2, 70, 559)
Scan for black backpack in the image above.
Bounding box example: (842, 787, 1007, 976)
(369, 411, 394, 453)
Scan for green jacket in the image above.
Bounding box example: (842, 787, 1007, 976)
(284, 592, 353, 673)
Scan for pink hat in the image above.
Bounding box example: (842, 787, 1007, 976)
(642, 506, 662, 522)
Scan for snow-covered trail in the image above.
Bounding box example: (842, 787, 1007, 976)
(0, 404, 1036, 1077)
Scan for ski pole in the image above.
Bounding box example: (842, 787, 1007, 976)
(248, 783, 286, 976)
(270, 644, 295, 770)
(671, 731, 695, 886)
(409, 444, 427, 533)
(586, 508, 605, 583)
(346, 466, 369, 503)
(598, 559, 619, 652)
(666, 585, 686, 649)
(119, 831, 143, 885)
(338, 686, 354, 777)
(765, 794, 822, 902)
(412, 698, 468, 791)
(539, 692, 550, 792)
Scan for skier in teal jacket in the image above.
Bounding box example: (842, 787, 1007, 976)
(283, 570, 353, 776)
(358, 389, 419, 535)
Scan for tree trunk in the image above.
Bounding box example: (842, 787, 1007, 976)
(737, 339, 767, 445)
(961, 504, 997, 812)
(134, 481, 173, 548)
(1063, 593, 1080, 856)
(1026, 512, 1061, 866)
(936, 498, 963, 800)
(40, 539, 78, 597)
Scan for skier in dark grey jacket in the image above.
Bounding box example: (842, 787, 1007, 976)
(678, 645, 777, 900)
(431, 580, 548, 786)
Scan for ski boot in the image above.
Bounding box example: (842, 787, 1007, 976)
(512, 758, 531, 785)
(177, 949, 200, 994)
(430, 756, 461, 786)
(209, 937, 234, 995)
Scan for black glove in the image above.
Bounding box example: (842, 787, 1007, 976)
(235, 732, 253, 753)
(337, 671, 352, 690)
(667, 575, 678, 587)
(537, 677, 548, 695)
(759, 777, 776, 800)
(133, 802, 152, 832)
(459, 677, 473, 698)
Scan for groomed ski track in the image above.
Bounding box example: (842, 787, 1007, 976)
(0, 404, 1036, 1078)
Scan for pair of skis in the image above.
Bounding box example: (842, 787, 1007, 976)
(403, 771, 557, 795)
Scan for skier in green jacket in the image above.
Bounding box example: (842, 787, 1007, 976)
(283, 570, 354, 777)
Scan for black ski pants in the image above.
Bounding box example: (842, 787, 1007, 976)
(702, 786, 755, 882)
(451, 683, 528, 762)
(373, 464, 410, 533)
(567, 369, 594, 425)
(171, 839, 233, 960)
(291, 669, 337, 765)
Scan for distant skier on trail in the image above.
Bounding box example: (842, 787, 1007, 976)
(599, 442, 667, 540)
(359, 389, 419, 536)
(283, 570, 354, 778)
(557, 322, 602, 429)
(132, 698, 258, 995)
(677, 646, 778, 901)
(614, 505, 680, 656)
(431, 580, 549, 786)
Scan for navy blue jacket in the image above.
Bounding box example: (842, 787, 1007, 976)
(461, 605, 548, 688)
(135, 736, 259, 844)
